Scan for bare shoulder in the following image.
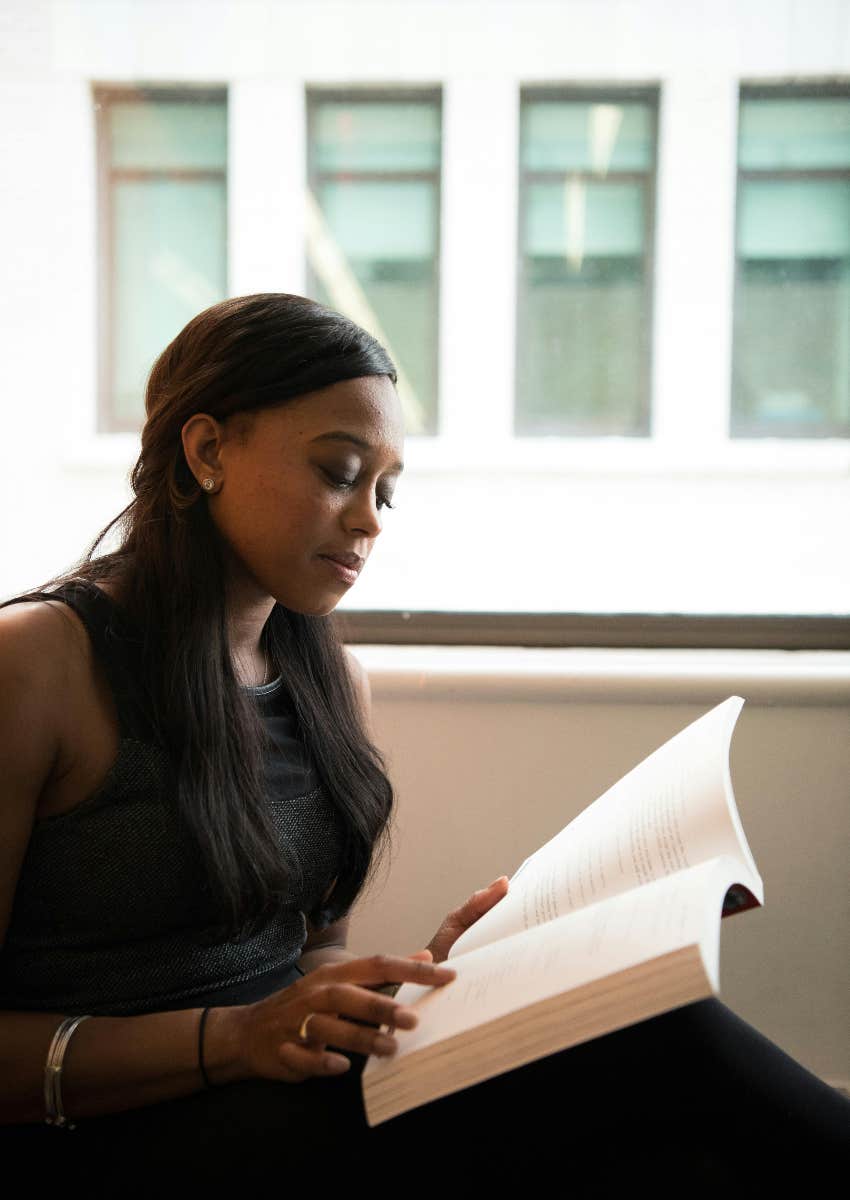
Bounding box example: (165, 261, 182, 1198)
(0, 595, 88, 672)
(0, 596, 89, 682)
(0, 598, 86, 942)
(0, 598, 88, 767)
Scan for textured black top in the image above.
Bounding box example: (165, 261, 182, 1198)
(0, 580, 345, 1017)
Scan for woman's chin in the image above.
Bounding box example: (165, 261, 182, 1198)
(276, 589, 345, 618)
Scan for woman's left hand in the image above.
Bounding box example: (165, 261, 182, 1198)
(424, 875, 510, 964)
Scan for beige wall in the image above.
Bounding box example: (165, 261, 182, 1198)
(347, 648, 850, 1087)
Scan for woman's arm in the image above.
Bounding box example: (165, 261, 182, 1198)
(0, 952, 456, 1124)
(0, 1006, 218, 1124)
(0, 607, 455, 1124)
(0, 605, 219, 1123)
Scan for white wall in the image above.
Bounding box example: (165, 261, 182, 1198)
(1, 0, 849, 611)
(347, 647, 850, 1088)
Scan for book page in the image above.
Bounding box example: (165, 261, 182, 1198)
(450, 696, 761, 958)
(366, 857, 739, 1070)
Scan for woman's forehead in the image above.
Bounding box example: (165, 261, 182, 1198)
(251, 376, 404, 460)
(295, 375, 400, 421)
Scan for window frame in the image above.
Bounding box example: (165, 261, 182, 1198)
(94, 83, 229, 433)
(304, 84, 443, 435)
(731, 79, 850, 439)
(515, 83, 659, 437)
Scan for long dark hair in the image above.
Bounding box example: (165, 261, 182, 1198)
(11, 293, 398, 940)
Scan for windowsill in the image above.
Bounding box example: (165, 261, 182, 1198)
(348, 644, 850, 704)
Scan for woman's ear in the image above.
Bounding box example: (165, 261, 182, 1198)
(181, 412, 225, 487)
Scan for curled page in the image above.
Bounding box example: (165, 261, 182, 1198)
(449, 696, 761, 959)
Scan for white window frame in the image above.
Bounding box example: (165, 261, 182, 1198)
(93, 84, 228, 433)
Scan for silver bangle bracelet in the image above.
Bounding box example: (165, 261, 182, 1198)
(44, 1014, 91, 1129)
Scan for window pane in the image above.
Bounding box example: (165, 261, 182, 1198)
(113, 178, 227, 422)
(739, 97, 850, 170)
(318, 179, 436, 259)
(517, 257, 646, 435)
(109, 101, 227, 170)
(525, 179, 644, 257)
(733, 93, 850, 437)
(99, 93, 228, 429)
(739, 180, 850, 258)
(307, 95, 440, 435)
(733, 258, 850, 434)
(516, 94, 654, 436)
(520, 100, 653, 172)
(312, 101, 440, 172)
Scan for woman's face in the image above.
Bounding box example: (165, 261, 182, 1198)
(185, 375, 404, 616)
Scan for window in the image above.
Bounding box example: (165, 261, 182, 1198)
(516, 88, 658, 436)
(305, 89, 442, 436)
(3, 4, 845, 640)
(95, 87, 228, 431)
(732, 85, 850, 438)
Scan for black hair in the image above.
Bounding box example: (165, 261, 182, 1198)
(7, 294, 398, 940)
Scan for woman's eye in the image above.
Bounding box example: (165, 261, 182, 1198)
(320, 465, 396, 510)
(321, 467, 357, 489)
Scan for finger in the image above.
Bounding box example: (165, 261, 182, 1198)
(363, 950, 430, 993)
(459, 876, 509, 923)
(317, 953, 456, 989)
(293, 1013, 400, 1059)
(278, 1040, 351, 1080)
(477, 875, 509, 899)
(307, 982, 418, 1030)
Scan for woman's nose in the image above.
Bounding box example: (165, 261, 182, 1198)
(344, 490, 382, 538)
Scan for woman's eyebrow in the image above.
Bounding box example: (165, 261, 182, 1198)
(309, 431, 404, 473)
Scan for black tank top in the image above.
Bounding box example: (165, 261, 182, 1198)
(0, 579, 345, 1016)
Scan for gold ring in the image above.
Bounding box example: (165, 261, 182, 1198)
(298, 1012, 317, 1041)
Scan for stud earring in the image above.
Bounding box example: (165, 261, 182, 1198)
(202, 477, 216, 492)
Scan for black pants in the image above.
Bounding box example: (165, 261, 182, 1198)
(6, 1001, 849, 1194)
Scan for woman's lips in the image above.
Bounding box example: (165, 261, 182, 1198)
(318, 554, 362, 585)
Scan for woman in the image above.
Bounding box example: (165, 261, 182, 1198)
(0, 294, 846, 1190)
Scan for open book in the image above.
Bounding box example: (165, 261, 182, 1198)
(362, 695, 763, 1126)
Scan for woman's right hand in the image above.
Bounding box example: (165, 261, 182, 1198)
(208, 953, 456, 1084)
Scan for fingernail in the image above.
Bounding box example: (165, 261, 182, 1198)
(374, 1034, 396, 1054)
(325, 1055, 350, 1073)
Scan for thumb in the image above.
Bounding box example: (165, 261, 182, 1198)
(407, 949, 433, 962)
